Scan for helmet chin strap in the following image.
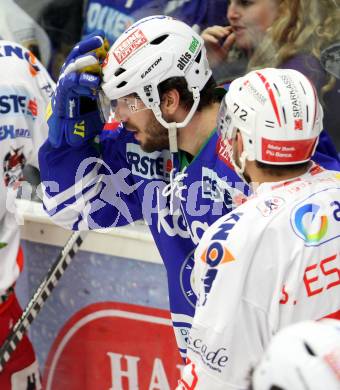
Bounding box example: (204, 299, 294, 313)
(167, 123, 178, 154)
(152, 87, 201, 154)
(151, 87, 200, 214)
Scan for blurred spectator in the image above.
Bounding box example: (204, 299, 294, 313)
(321, 42, 340, 80)
(0, 0, 52, 68)
(37, 0, 228, 79)
(38, 0, 84, 81)
(250, 319, 340, 390)
(82, 0, 228, 45)
(202, 0, 340, 151)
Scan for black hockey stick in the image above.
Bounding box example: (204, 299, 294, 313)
(0, 230, 87, 372)
(320, 42, 340, 79)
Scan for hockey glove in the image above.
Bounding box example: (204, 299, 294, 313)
(47, 32, 109, 148)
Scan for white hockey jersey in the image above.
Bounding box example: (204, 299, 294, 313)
(0, 40, 54, 295)
(178, 164, 340, 389)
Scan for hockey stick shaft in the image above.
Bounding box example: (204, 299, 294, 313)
(0, 230, 87, 371)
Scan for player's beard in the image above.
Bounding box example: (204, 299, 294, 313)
(138, 114, 170, 153)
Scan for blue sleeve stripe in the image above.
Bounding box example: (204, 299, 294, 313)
(48, 179, 103, 216)
(43, 180, 105, 229)
(172, 321, 193, 328)
(42, 163, 101, 211)
(171, 313, 193, 325)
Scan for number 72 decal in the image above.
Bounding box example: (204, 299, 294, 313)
(233, 103, 248, 121)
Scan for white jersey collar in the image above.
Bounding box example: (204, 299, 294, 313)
(253, 162, 324, 196)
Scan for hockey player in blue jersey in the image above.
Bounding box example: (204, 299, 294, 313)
(38, 16, 340, 360)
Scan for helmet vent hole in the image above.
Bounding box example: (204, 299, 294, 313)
(114, 68, 126, 77)
(195, 51, 202, 63)
(150, 35, 169, 45)
(304, 342, 316, 356)
(306, 105, 309, 122)
(282, 106, 287, 124)
(117, 81, 127, 88)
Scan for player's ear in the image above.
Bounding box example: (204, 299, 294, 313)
(160, 89, 180, 115)
(236, 130, 244, 155)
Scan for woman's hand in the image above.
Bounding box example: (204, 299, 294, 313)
(201, 25, 236, 68)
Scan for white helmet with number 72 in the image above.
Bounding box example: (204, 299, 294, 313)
(217, 68, 323, 177)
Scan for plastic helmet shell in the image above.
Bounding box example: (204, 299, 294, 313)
(252, 319, 340, 390)
(101, 15, 212, 109)
(218, 68, 323, 165)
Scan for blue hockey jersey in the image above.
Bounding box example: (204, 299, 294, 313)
(39, 125, 339, 359)
(39, 126, 248, 358)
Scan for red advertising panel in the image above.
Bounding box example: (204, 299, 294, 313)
(43, 302, 183, 389)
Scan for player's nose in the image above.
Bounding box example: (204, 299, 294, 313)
(114, 104, 130, 122)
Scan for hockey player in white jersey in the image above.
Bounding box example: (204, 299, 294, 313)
(178, 67, 340, 389)
(0, 41, 54, 389)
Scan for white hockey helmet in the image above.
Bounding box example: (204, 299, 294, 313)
(252, 319, 340, 390)
(217, 68, 323, 175)
(100, 15, 211, 151)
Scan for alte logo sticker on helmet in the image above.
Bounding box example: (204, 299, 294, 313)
(113, 29, 148, 65)
(141, 57, 162, 79)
